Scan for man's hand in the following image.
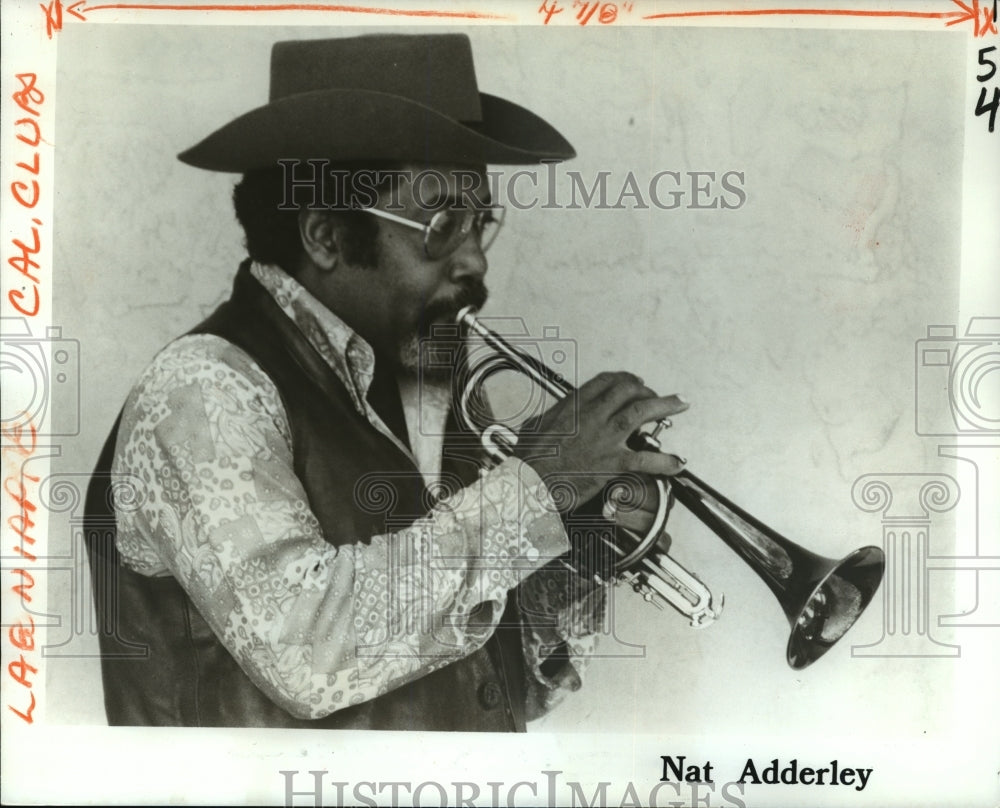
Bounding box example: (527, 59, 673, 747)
(514, 371, 689, 511)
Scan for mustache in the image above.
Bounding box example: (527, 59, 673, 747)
(420, 281, 489, 331)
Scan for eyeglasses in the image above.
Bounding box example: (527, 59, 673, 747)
(361, 204, 505, 260)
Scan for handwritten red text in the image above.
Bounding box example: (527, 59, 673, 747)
(3, 419, 40, 724)
(8, 73, 46, 318)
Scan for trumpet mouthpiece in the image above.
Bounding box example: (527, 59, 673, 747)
(456, 305, 479, 326)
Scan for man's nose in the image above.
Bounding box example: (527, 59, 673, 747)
(448, 233, 488, 282)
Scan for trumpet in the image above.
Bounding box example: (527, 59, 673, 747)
(454, 306, 885, 669)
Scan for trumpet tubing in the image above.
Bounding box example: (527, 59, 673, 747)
(454, 306, 885, 669)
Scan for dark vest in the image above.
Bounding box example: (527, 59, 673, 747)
(84, 263, 529, 730)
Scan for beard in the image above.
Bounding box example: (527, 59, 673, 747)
(395, 279, 488, 380)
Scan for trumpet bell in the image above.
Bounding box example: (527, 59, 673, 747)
(784, 545, 885, 669)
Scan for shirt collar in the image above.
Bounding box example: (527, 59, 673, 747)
(250, 261, 471, 486)
(249, 261, 386, 432)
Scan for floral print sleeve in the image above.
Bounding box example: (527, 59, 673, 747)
(112, 334, 575, 720)
(519, 564, 608, 718)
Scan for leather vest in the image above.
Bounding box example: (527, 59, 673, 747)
(84, 263, 529, 730)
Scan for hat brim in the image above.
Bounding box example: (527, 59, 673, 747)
(177, 90, 575, 171)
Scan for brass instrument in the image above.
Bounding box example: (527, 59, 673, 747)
(455, 306, 885, 669)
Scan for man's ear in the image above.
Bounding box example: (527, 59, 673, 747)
(298, 210, 342, 272)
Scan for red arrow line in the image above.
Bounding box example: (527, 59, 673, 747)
(73, 2, 511, 19)
(643, 7, 964, 21)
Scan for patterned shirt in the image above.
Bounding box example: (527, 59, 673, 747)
(112, 262, 605, 721)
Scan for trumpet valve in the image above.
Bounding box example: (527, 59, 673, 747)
(621, 571, 666, 611)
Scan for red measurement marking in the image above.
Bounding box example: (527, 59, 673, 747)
(66, 2, 510, 20)
(599, 2, 620, 23)
(547, 0, 630, 24)
(948, 0, 998, 35)
(643, 2, 997, 37)
(539, 0, 564, 23)
(576, 1, 600, 25)
(644, 7, 960, 19)
(40, 0, 86, 38)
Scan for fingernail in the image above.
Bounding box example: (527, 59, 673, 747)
(676, 455, 687, 465)
(676, 394, 689, 405)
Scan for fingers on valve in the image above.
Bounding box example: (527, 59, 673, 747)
(625, 449, 687, 477)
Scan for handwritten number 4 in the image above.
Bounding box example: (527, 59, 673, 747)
(975, 86, 999, 132)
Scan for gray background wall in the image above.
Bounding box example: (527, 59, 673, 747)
(46, 17, 968, 767)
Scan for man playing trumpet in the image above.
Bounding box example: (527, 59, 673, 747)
(85, 33, 688, 730)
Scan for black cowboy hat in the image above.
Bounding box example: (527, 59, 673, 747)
(178, 33, 576, 172)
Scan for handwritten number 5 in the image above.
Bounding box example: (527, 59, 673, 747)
(978, 46, 997, 82)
